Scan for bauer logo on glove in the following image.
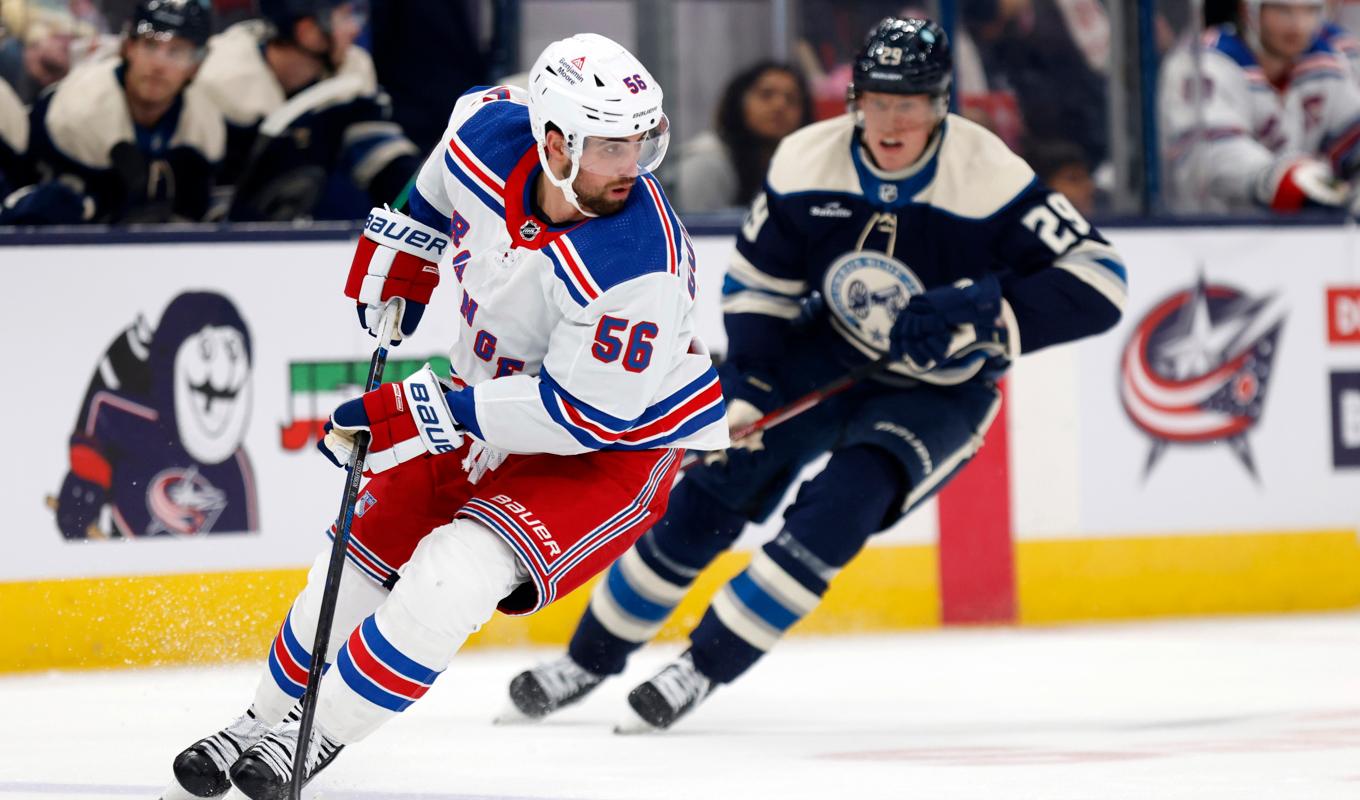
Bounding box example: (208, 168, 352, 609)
(346, 206, 447, 346)
(318, 364, 465, 474)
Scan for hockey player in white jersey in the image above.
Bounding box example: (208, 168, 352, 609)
(503, 17, 1125, 734)
(1160, 0, 1360, 212)
(160, 33, 725, 800)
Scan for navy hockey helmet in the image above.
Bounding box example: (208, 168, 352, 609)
(130, 0, 212, 48)
(848, 17, 952, 103)
(258, 0, 348, 38)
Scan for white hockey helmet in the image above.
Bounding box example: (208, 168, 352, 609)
(527, 33, 670, 217)
(1241, 0, 1325, 55)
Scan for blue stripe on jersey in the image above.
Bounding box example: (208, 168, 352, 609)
(407, 185, 451, 232)
(444, 387, 483, 440)
(538, 365, 720, 434)
(1096, 256, 1128, 283)
(541, 245, 591, 307)
(557, 182, 679, 294)
(1209, 28, 1258, 68)
(721, 274, 802, 299)
(444, 150, 504, 213)
(453, 99, 534, 184)
(729, 571, 800, 630)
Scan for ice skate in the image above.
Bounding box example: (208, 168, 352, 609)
(496, 655, 605, 723)
(163, 710, 270, 798)
(227, 716, 342, 800)
(614, 651, 714, 734)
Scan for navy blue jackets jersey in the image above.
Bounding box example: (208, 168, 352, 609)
(725, 112, 1127, 383)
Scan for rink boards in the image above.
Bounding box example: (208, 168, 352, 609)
(1, 223, 1358, 671)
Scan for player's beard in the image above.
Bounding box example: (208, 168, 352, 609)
(575, 177, 634, 216)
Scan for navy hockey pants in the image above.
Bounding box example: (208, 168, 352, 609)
(568, 365, 1001, 684)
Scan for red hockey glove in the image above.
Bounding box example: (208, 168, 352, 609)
(346, 206, 447, 345)
(319, 365, 464, 474)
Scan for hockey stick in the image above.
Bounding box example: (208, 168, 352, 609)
(679, 354, 893, 473)
(290, 300, 401, 800)
(682, 326, 995, 472)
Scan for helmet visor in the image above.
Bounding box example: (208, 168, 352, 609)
(578, 114, 671, 178)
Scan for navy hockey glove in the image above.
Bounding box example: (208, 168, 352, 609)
(890, 276, 1004, 369)
(55, 473, 108, 539)
(319, 364, 465, 474)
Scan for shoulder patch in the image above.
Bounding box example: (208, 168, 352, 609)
(913, 114, 1035, 219)
(766, 115, 861, 197)
(544, 173, 685, 306)
(43, 59, 133, 169)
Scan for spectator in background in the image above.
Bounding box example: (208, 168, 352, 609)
(674, 61, 812, 213)
(0, 0, 109, 104)
(1159, 0, 1360, 213)
(2, 0, 224, 225)
(961, 0, 1110, 169)
(1024, 137, 1098, 216)
(368, 0, 490, 155)
(0, 77, 31, 199)
(193, 0, 420, 221)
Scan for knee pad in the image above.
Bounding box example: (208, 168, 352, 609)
(378, 519, 526, 668)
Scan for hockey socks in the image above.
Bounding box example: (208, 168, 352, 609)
(688, 445, 903, 684)
(569, 484, 747, 676)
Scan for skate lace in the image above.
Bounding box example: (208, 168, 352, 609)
(650, 655, 710, 712)
(195, 711, 269, 773)
(534, 658, 599, 703)
(249, 720, 340, 781)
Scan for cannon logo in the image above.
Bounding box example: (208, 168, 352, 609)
(1119, 274, 1286, 481)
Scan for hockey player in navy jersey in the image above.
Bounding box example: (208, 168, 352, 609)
(162, 33, 725, 800)
(503, 17, 1128, 733)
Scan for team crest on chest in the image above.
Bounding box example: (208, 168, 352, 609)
(823, 250, 923, 355)
(519, 219, 542, 241)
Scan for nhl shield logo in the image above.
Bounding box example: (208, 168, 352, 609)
(878, 183, 899, 204)
(519, 219, 542, 241)
(1119, 272, 1285, 481)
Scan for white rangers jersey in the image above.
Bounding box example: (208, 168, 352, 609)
(405, 85, 727, 456)
(1159, 25, 1360, 212)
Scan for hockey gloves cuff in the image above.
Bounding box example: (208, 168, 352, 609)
(1258, 157, 1350, 213)
(889, 275, 1007, 370)
(346, 206, 448, 345)
(319, 364, 465, 474)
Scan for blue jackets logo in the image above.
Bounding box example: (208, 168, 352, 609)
(823, 250, 923, 354)
(1119, 273, 1285, 480)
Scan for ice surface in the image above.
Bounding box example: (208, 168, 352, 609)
(1, 613, 1357, 799)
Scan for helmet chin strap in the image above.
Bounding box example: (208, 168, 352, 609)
(536, 142, 598, 219)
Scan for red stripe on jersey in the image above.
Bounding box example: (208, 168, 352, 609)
(620, 380, 723, 443)
(448, 138, 505, 193)
(559, 396, 622, 442)
(552, 240, 601, 301)
(346, 626, 433, 700)
(642, 177, 678, 275)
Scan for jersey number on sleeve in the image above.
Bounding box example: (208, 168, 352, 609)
(592, 316, 657, 373)
(1021, 192, 1091, 254)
